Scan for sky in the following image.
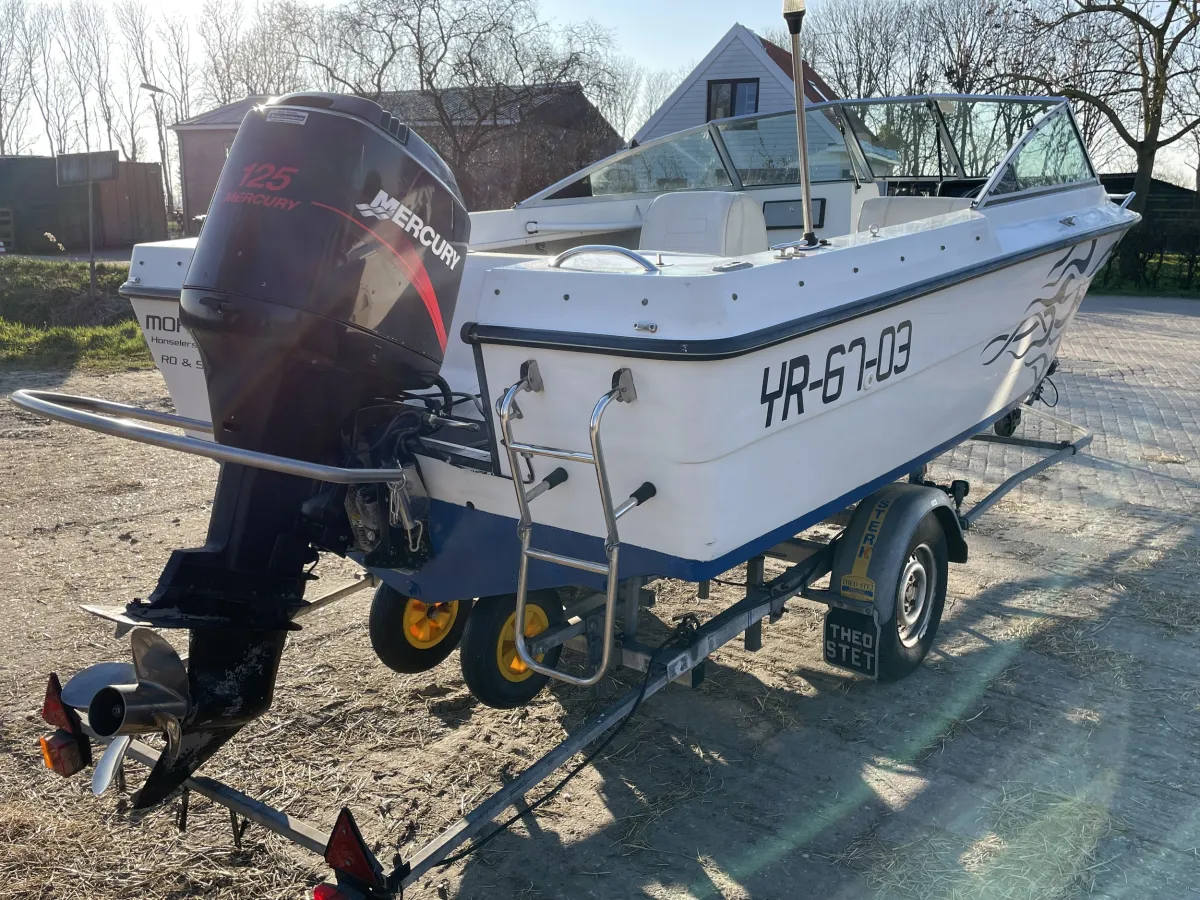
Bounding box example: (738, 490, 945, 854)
(538, 0, 786, 71)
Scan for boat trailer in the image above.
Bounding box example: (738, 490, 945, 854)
(21, 383, 1091, 899)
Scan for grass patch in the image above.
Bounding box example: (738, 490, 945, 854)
(838, 784, 1120, 899)
(0, 257, 132, 328)
(0, 319, 152, 371)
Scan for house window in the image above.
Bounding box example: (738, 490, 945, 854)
(707, 79, 759, 121)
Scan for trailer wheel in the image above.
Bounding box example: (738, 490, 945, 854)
(994, 408, 1022, 437)
(369, 585, 472, 674)
(460, 591, 565, 709)
(876, 515, 948, 681)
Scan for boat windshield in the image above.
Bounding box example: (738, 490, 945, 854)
(715, 107, 869, 186)
(520, 94, 1088, 205)
(839, 97, 1056, 179)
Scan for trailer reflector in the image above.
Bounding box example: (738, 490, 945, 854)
(39, 730, 86, 777)
(41, 673, 75, 730)
(323, 808, 386, 891)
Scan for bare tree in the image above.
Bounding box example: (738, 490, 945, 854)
(280, 2, 364, 93)
(117, 1, 175, 210)
(758, 24, 790, 51)
(925, 0, 1017, 94)
(595, 55, 642, 140)
(159, 13, 196, 124)
(232, 2, 303, 95)
(199, 0, 245, 107)
(806, 0, 930, 98)
(24, 3, 78, 154)
(56, 2, 98, 151)
(1016, 0, 1200, 215)
(1191, 121, 1200, 191)
(71, 2, 125, 154)
(0, 0, 35, 155)
(632, 65, 687, 136)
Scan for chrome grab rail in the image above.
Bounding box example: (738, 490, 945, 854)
(9, 389, 404, 484)
(547, 245, 659, 273)
(1110, 190, 1136, 211)
(13, 390, 215, 433)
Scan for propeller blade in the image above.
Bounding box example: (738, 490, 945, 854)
(92, 735, 131, 796)
(61, 662, 136, 710)
(154, 714, 183, 762)
(130, 628, 190, 703)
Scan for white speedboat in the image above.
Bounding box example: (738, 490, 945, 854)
(17, 84, 1135, 854)
(118, 91, 1135, 600)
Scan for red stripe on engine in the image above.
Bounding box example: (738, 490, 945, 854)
(310, 200, 448, 352)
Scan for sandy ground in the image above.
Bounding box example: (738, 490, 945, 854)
(2, 295, 1200, 900)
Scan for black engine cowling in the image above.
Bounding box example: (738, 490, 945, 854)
(181, 92, 470, 459)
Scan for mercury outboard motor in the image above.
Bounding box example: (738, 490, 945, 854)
(81, 93, 470, 807)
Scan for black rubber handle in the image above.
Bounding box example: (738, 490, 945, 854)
(543, 467, 569, 490)
(629, 482, 657, 505)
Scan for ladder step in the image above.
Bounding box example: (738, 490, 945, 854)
(524, 547, 609, 576)
(508, 440, 595, 465)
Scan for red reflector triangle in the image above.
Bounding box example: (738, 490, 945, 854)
(41, 673, 76, 732)
(323, 807, 384, 889)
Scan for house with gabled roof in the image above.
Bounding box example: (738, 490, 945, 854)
(633, 23, 837, 144)
(172, 84, 620, 230)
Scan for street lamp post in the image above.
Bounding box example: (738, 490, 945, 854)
(140, 82, 179, 234)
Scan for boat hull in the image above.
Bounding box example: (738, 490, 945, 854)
(382, 230, 1123, 602)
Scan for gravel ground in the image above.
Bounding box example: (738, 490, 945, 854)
(1, 294, 1199, 900)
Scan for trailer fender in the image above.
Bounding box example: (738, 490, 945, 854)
(831, 483, 967, 624)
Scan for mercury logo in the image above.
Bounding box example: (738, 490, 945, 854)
(356, 189, 461, 270)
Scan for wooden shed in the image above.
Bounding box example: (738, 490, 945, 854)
(0, 157, 167, 253)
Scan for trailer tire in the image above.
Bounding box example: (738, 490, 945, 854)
(370, 585, 472, 674)
(876, 515, 948, 681)
(460, 591, 565, 709)
(994, 408, 1022, 437)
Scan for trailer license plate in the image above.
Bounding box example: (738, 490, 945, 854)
(823, 608, 880, 678)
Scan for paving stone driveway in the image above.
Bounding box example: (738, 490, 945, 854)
(945, 294, 1200, 515)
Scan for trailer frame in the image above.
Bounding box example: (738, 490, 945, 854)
(20, 386, 1089, 897)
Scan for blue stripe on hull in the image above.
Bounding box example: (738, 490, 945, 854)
(367, 400, 1026, 602)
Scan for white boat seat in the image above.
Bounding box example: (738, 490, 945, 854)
(639, 191, 768, 257)
(856, 196, 973, 232)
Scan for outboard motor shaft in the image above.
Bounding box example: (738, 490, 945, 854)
(73, 93, 471, 807)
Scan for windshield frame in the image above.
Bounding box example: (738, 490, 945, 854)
(975, 101, 1100, 208)
(515, 93, 1087, 208)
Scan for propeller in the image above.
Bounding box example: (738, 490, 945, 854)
(72, 628, 192, 796)
(59, 624, 286, 806)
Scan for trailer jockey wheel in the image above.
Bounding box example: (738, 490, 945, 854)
(460, 591, 565, 709)
(369, 584, 472, 674)
(993, 407, 1022, 437)
(876, 516, 948, 681)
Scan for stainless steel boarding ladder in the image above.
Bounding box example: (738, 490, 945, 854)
(497, 360, 656, 687)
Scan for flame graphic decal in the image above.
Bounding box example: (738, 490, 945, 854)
(981, 239, 1112, 381)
